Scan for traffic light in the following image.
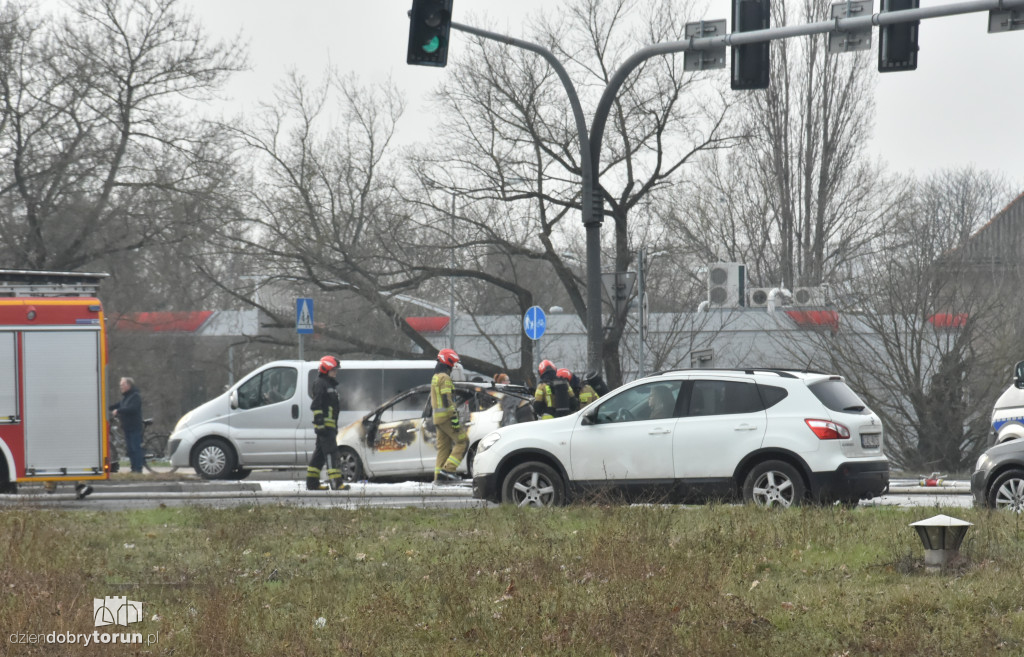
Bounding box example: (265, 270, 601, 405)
(731, 0, 770, 90)
(407, 0, 454, 67)
(878, 0, 920, 72)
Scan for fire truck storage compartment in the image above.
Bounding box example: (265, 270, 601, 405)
(23, 330, 103, 474)
(0, 332, 15, 421)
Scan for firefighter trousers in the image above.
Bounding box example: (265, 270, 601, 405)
(307, 429, 343, 490)
(434, 419, 468, 479)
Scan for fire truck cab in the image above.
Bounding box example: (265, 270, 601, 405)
(0, 270, 110, 494)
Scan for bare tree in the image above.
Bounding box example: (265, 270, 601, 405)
(808, 168, 1016, 472)
(667, 0, 899, 292)
(406, 0, 738, 386)
(0, 0, 244, 270)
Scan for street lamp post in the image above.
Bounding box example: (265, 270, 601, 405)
(448, 190, 456, 350)
(636, 248, 667, 378)
(638, 248, 647, 379)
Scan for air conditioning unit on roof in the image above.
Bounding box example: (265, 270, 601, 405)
(747, 287, 772, 308)
(707, 262, 746, 308)
(792, 286, 828, 306)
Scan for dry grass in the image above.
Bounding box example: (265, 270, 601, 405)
(3, 503, 1024, 656)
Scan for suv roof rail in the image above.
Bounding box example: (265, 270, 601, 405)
(651, 367, 833, 379)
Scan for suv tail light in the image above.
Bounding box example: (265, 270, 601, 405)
(805, 418, 850, 440)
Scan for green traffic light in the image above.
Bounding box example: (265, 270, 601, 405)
(421, 36, 440, 54)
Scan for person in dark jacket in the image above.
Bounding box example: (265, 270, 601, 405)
(307, 356, 349, 491)
(109, 377, 144, 473)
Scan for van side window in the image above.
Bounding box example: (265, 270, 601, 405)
(237, 367, 297, 410)
(336, 369, 382, 412)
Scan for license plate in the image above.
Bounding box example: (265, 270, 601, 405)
(861, 433, 880, 448)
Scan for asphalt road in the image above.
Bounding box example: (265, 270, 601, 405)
(0, 471, 976, 511)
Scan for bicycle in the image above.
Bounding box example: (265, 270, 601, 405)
(108, 416, 177, 474)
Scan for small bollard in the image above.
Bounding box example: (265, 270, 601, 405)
(909, 514, 972, 572)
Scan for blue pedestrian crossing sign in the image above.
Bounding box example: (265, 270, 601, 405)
(296, 298, 314, 334)
(523, 305, 547, 340)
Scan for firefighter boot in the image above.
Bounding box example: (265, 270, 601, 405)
(325, 456, 350, 491)
(434, 470, 462, 484)
(306, 466, 322, 491)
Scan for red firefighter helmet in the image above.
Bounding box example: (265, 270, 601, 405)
(437, 348, 460, 368)
(318, 355, 339, 374)
(556, 368, 572, 380)
(538, 359, 556, 376)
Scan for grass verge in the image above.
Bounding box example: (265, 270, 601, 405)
(3, 503, 1024, 656)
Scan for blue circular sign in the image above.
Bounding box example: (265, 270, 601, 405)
(523, 305, 547, 340)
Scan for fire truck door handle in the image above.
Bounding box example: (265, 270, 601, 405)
(292, 405, 299, 419)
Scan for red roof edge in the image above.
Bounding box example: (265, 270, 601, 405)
(927, 312, 968, 329)
(113, 311, 215, 333)
(405, 316, 450, 333)
(785, 309, 839, 332)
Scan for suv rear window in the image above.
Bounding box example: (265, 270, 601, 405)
(807, 379, 869, 414)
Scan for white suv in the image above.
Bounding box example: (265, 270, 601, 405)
(471, 369, 889, 508)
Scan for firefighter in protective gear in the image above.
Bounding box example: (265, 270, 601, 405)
(431, 348, 469, 483)
(534, 360, 576, 420)
(557, 368, 582, 414)
(583, 370, 609, 397)
(307, 355, 350, 491)
(577, 370, 600, 408)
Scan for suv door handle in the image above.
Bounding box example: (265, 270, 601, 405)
(648, 428, 672, 435)
(734, 424, 758, 432)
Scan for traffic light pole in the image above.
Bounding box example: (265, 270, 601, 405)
(590, 0, 1024, 230)
(449, 21, 604, 377)
(450, 0, 1022, 379)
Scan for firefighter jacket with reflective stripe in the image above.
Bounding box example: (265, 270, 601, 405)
(311, 374, 340, 430)
(534, 378, 575, 420)
(579, 384, 599, 407)
(431, 368, 457, 424)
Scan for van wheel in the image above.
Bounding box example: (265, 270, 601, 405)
(192, 439, 237, 480)
(743, 460, 806, 508)
(338, 448, 364, 482)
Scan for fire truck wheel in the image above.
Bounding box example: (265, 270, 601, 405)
(192, 438, 237, 480)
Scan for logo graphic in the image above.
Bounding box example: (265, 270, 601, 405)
(93, 597, 143, 627)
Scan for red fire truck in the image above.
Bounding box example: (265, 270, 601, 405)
(0, 270, 110, 494)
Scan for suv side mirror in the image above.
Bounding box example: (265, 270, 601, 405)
(1015, 361, 1024, 389)
(580, 409, 596, 426)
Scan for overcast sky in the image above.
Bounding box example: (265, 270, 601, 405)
(186, 0, 1024, 189)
